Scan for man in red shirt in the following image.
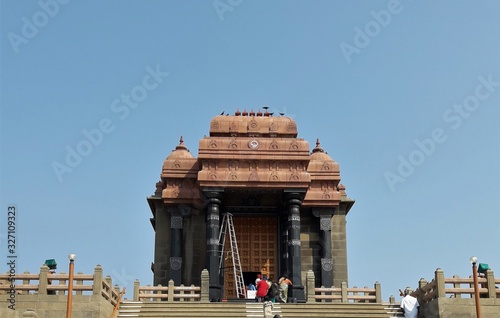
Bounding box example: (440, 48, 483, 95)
(256, 277, 269, 302)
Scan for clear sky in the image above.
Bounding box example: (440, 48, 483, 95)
(1, 1, 499, 301)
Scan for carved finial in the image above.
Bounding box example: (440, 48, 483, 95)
(312, 138, 324, 153)
(257, 108, 262, 116)
(242, 108, 248, 116)
(249, 108, 255, 116)
(175, 136, 188, 151)
(235, 108, 241, 116)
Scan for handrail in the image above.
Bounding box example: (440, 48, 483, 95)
(110, 287, 126, 318)
(0, 264, 122, 307)
(415, 268, 499, 304)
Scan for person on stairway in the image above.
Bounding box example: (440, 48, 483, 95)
(278, 275, 292, 303)
(400, 287, 419, 318)
(256, 276, 269, 302)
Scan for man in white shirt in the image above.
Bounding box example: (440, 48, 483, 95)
(400, 288, 419, 318)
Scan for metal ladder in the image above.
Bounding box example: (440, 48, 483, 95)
(218, 213, 246, 298)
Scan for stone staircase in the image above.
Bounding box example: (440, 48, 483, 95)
(118, 301, 405, 318)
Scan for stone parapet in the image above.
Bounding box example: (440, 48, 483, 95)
(0, 294, 114, 318)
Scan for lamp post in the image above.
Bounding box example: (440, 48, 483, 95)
(66, 253, 76, 318)
(469, 256, 482, 318)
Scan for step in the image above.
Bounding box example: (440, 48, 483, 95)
(118, 301, 397, 318)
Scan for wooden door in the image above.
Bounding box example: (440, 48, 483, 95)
(223, 215, 277, 298)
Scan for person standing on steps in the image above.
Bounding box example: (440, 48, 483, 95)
(400, 287, 419, 318)
(256, 276, 269, 302)
(278, 275, 292, 303)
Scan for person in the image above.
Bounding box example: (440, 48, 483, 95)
(278, 275, 292, 303)
(248, 282, 256, 291)
(255, 273, 262, 286)
(263, 296, 274, 318)
(400, 288, 419, 318)
(256, 276, 269, 302)
(266, 278, 280, 303)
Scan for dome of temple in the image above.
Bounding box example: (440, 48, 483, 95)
(166, 136, 193, 159)
(308, 139, 340, 172)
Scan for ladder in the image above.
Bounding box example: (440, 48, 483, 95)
(218, 213, 246, 298)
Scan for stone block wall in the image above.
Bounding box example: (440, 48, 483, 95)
(0, 294, 114, 318)
(419, 298, 500, 318)
(183, 209, 206, 285)
(300, 211, 321, 287)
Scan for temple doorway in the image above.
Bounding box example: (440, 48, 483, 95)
(222, 215, 278, 298)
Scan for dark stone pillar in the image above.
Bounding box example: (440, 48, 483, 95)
(284, 192, 305, 302)
(319, 210, 334, 288)
(204, 190, 223, 302)
(168, 207, 183, 285)
(279, 212, 290, 280)
(152, 202, 170, 286)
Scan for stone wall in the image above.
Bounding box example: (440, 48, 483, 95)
(0, 294, 114, 318)
(300, 210, 321, 287)
(183, 209, 206, 285)
(420, 298, 500, 318)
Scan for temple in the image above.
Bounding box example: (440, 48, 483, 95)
(147, 109, 354, 302)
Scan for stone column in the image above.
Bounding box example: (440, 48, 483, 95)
(284, 192, 305, 301)
(319, 210, 334, 288)
(203, 190, 223, 302)
(152, 202, 170, 286)
(168, 207, 183, 285)
(279, 209, 290, 279)
(332, 206, 348, 287)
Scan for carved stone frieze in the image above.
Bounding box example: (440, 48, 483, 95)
(321, 258, 333, 272)
(249, 119, 259, 130)
(170, 257, 182, 271)
(211, 120, 220, 130)
(320, 217, 332, 231)
(171, 216, 183, 229)
(288, 239, 301, 246)
(249, 171, 259, 181)
(289, 140, 299, 150)
(228, 139, 238, 149)
(207, 214, 219, 221)
(269, 140, 279, 150)
(207, 238, 219, 245)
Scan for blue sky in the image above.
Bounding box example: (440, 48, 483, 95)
(1, 1, 499, 300)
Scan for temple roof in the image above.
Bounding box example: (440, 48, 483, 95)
(209, 109, 298, 138)
(166, 136, 194, 159)
(309, 139, 339, 170)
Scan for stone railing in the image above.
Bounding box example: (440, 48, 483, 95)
(415, 268, 500, 303)
(305, 270, 382, 303)
(134, 269, 209, 302)
(0, 264, 122, 306)
(134, 269, 383, 303)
